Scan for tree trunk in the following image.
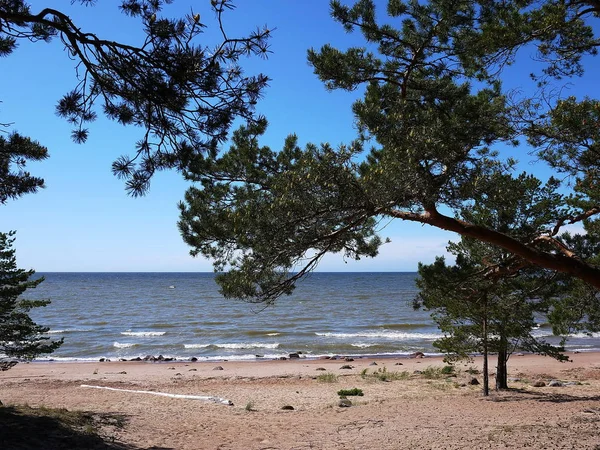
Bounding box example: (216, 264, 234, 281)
(496, 340, 509, 390)
(482, 317, 489, 396)
(390, 207, 600, 289)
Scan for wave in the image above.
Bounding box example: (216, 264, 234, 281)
(113, 342, 138, 348)
(244, 330, 282, 337)
(120, 331, 166, 337)
(214, 342, 280, 349)
(316, 331, 441, 340)
(184, 344, 211, 349)
(46, 329, 88, 334)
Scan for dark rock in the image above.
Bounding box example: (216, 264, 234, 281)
(344, 357, 354, 362)
(119, 358, 127, 362)
(549, 380, 563, 387)
(279, 357, 288, 361)
(394, 362, 403, 366)
(281, 405, 294, 410)
(413, 352, 425, 358)
(164, 357, 174, 362)
(340, 365, 353, 370)
(319, 356, 331, 360)
(532, 380, 546, 387)
(130, 357, 142, 361)
(190, 357, 198, 362)
(143, 355, 153, 361)
(370, 362, 378, 366)
(255, 355, 264, 358)
(338, 398, 352, 407)
(157, 355, 165, 361)
(189, 368, 197, 372)
(469, 377, 480, 385)
(118, 371, 127, 375)
(99, 358, 105, 362)
(289, 353, 300, 359)
(174, 373, 182, 376)
(213, 366, 224, 371)
(316, 367, 326, 371)
(168, 367, 175, 370)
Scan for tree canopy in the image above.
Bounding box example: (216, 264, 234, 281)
(0, 0, 270, 196)
(178, 0, 600, 302)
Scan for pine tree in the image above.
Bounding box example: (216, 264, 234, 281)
(178, 0, 600, 302)
(1, 1, 270, 196)
(0, 231, 62, 371)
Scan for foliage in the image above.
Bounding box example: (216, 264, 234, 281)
(316, 372, 338, 383)
(0, 231, 62, 365)
(0, 132, 48, 204)
(178, 0, 600, 303)
(0, 0, 270, 196)
(361, 366, 410, 381)
(337, 387, 363, 396)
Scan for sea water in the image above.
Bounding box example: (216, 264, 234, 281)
(25, 272, 600, 361)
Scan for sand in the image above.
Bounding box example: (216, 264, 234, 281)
(2, 352, 600, 449)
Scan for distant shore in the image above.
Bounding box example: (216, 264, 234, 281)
(2, 351, 600, 449)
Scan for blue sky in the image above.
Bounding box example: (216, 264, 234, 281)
(0, 1, 596, 272)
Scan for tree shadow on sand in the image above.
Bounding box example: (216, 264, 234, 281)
(0, 405, 174, 450)
(485, 388, 600, 404)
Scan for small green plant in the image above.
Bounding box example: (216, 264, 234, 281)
(337, 388, 364, 397)
(441, 365, 455, 375)
(360, 368, 369, 378)
(369, 366, 410, 381)
(245, 401, 255, 412)
(420, 366, 452, 379)
(316, 372, 338, 383)
(466, 366, 480, 375)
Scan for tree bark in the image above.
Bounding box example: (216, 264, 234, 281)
(482, 317, 489, 396)
(389, 207, 600, 289)
(496, 341, 509, 390)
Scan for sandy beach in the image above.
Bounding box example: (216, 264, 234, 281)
(2, 352, 600, 449)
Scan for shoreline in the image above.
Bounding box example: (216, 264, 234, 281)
(3, 351, 600, 449)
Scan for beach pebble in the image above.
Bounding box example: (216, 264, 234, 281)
(213, 366, 224, 371)
(168, 367, 175, 370)
(395, 362, 403, 366)
(316, 367, 326, 371)
(340, 365, 353, 370)
(344, 357, 354, 362)
(370, 362, 378, 366)
(532, 381, 546, 387)
(469, 378, 480, 385)
(338, 399, 352, 407)
(281, 405, 294, 410)
(118, 371, 127, 375)
(549, 380, 563, 387)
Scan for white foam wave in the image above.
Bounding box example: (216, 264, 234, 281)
(184, 344, 211, 349)
(266, 333, 280, 336)
(121, 331, 166, 337)
(351, 343, 375, 348)
(46, 329, 87, 334)
(113, 342, 137, 348)
(316, 331, 440, 340)
(569, 332, 600, 339)
(214, 343, 280, 349)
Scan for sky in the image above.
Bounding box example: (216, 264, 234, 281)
(0, 1, 597, 272)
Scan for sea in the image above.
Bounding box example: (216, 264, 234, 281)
(24, 272, 600, 362)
